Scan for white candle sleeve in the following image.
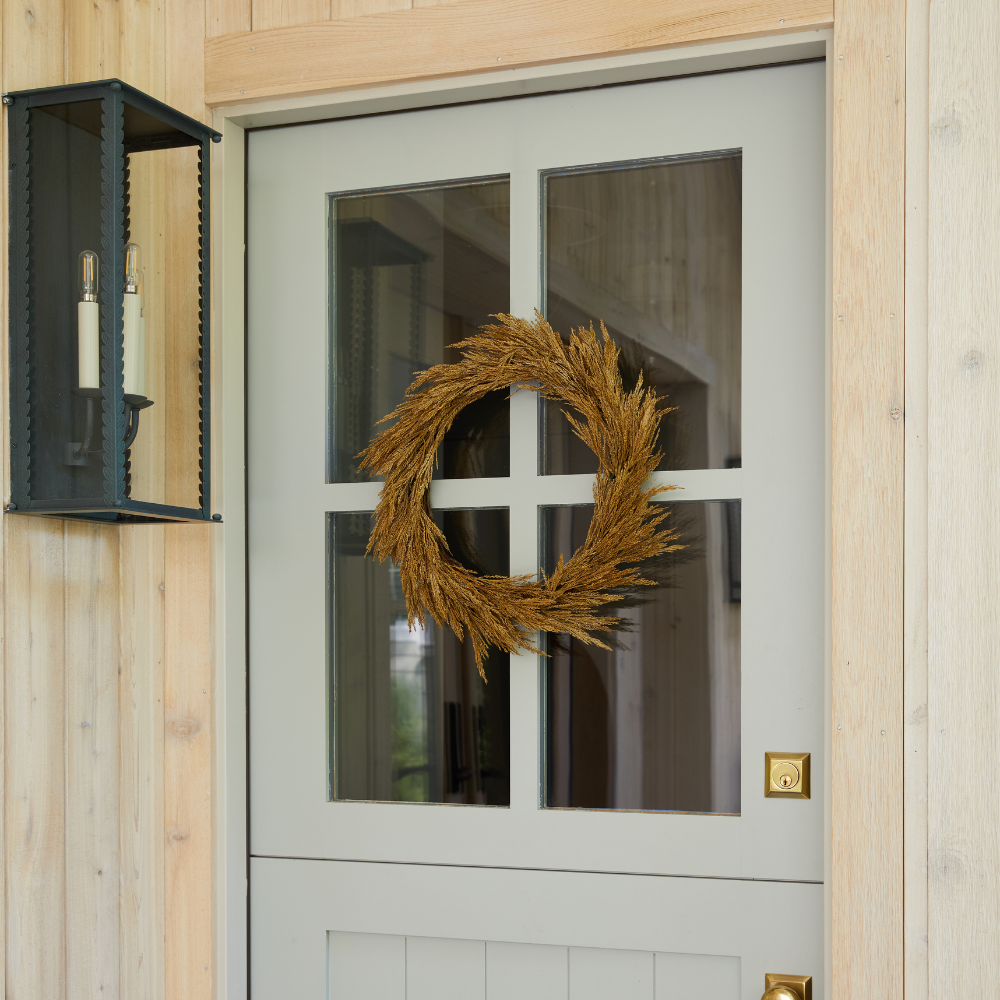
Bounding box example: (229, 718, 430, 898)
(77, 300, 100, 389)
(137, 310, 146, 398)
(123, 291, 142, 395)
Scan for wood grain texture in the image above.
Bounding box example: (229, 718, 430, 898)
(4, 520, 67, 1000)
(3, 9, 70, 1000)
(927, 1, 1000, 996)
(333, 0, 410, 15)
(121, 0, 167, 98)
(831, 1, 905, 998)
(64, 522, 121, 1000)
(164, 527, 213, 1000)
(164, 6, 215, 997)
(253, 0, 331, 30)
(67, 0, 121, 82)
(2, 3, 216, 1000)
(3, 0, 65, 91)
(119, 527, 167, 1000)
(207, 0, 251, 37)
(904, 0, 929, 997)
(203, 0, 833, 105)
(0, 7, 8, 997)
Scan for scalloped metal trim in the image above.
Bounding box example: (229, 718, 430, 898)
(100, 91, 127, 507)
(9, 100, 32, 503)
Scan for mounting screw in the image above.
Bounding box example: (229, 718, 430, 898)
(2, 96, 13, 106)
(212, 513, 222, 521)
(5, 503, 16, 511)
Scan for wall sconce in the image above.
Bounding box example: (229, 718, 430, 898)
(4, 79, 221, 523)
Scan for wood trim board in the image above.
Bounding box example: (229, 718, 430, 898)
(214, 15, 909, 998)
(203, 0, 834, 105)
(829, 1, 905, 997)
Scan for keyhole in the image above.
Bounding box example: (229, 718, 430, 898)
(779, 774, 794, 788)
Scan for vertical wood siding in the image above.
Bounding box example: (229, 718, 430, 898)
(927, 2, 1000, 996)
(1, 3, 214, 998)
(830, 1, 906, 997)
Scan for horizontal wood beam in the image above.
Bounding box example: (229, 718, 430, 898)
(204, 0, 833, 105)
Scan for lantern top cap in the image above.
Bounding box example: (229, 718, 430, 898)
(2, 78, 221, 147)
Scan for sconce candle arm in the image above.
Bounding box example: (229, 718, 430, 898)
(123, 393, 154, 451)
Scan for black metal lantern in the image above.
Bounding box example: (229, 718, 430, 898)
(4, 79, 220, 523)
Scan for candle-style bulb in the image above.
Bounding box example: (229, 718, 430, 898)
(124, 242, 140, 293)
(79, 251, 98, 302)
(77, 251, 100, 389)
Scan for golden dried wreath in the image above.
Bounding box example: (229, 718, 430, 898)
(359, 312, 685, 680)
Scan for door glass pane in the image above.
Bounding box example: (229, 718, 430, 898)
(542, 154, 741, 474)
(331, 508, 510, 805)
(542, 501, 740, 814)
(331, 180, 510, 483)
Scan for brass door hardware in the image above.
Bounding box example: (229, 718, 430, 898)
(765, 752, 811, 798)
(762, 973, 812, 999)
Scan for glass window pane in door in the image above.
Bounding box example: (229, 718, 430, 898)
(331, 508, 510, 805)
(542, 154, 741, 474)
(542, 501, 740, 814)
(331, 180, 510, 483)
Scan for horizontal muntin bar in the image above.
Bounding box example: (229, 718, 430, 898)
(315, 467, 741, 514)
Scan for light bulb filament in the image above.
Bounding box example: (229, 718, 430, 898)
(124, 242, 140, 294)
(79, 250, 98, 302)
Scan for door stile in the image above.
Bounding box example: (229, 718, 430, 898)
(507, 163, 543, 813)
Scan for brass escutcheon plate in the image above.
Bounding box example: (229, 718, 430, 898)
(764, 752, 811, 798)
(765, 973, 813, 1000)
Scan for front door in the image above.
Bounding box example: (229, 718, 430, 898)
(247, 59, 826, 999)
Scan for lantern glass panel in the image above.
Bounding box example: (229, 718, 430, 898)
(26, 101, 106, 503)
(125, 142, 204, 512)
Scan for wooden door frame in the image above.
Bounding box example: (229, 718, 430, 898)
(207, 12, 908, 998)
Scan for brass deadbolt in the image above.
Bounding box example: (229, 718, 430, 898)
(763, 973, 812, 1000)
(765, 752, 811, 798)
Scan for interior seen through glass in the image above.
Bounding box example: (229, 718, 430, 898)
(543, 502, 741, 814)
(332, 508, 511, 805)
(543, 154, 742, 474)
(331, 180, 511, 483)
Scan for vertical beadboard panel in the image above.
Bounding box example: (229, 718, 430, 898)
(927, 2, 1000, 997)
(4, 520, 67, 1000)
(64, 522, 121, 1000)
(164, 526, 214, 1000)
(2, 0, 65, 91)
(0, 7, 8, 998)
(119, 526, 167, 1000)
(252, 0, 331, 30)
(66, 0, 121, 82)
(164, 6, 215, 998)
(830, 0, 905, 998)
(207, 0, 252, 37)
(121, 0, 169, 510)
(904, 0, 929, 998)
(3, 7, 69, 1000)
(332, 0, 410, 14)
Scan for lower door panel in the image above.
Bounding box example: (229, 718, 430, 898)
(251, 857, 823, 999)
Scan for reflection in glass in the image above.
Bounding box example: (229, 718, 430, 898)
(331, 180, 510, 483)
(542, 502, 740, 813)
(332, 508, 510, 805)
(542, 154, 741, 474)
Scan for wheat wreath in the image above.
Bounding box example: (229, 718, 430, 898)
(359, 312, 686, 680)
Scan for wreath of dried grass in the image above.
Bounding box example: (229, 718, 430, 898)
(359, 312, 686, 680)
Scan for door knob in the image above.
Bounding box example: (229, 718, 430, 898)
(762, 973, 811, 999)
